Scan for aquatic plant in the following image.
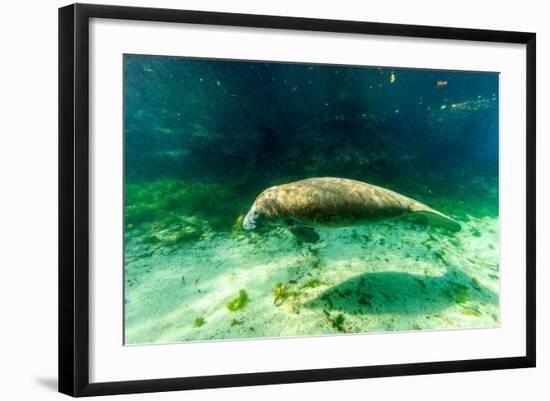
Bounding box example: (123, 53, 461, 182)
(433, 250, 450, 267)
(461, 305, 482, 317)
(230, 213, 245, 239)
(301, 279, 325, 289)
(471, 228, 482, 237)
(324, 312, 347, 333)
(125, 178, 249, 230)
(225, 289, 250, 312)
(445, 281, 470, 304)
(273, 283, 295, 306)
(192, 317, 206, 328)
(470, 277, 482, 291)
(230, 319, 243, 327)
(125, 203, 161, 226)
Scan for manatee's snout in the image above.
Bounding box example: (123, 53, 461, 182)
(243, 206, 263, 230)
(242, 212, 256, 230)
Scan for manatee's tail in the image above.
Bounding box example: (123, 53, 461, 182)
(409, 202, 461, 232)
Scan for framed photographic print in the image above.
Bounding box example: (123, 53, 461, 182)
(58, 3, 536, 397)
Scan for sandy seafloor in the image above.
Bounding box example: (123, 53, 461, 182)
(124, 211, 499, 345)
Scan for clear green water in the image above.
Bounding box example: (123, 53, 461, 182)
(123, 55, 499, 344)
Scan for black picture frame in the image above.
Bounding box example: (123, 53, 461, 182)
(58, 3, 536, 397)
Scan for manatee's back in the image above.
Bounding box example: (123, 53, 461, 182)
(263, 177, 412, 226)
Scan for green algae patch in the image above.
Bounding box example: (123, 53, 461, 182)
(273, 283, 304, 306)
(230, 213, 245, 239)
(324, 311, 347, 333)
(273, 283, 293, 306)
(445, 281, 470, 304)
(192, 317, 206, 328)
(301, 279, 325, 289)
(125, 203, 161, 226)
(461, 305, 482, 317)
(125, 178, 248, 230)
(470, 277, 482, 291)
(322, 309, 347, 333)
(471, 228, 482, 237)
(332, 314, 347, 332)
(225, 290, 250, 312)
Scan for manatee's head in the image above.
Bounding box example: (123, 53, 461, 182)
(242, 204, 267, 230)
(242, 189, 278, 230)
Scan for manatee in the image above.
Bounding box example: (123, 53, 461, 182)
(242, 177, 460, 242)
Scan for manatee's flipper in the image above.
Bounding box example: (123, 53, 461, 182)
(285, 217, 320, 243)
(288, 225, 320, 243)
(411, 207, 461, 232)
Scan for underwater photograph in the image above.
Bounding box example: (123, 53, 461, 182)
(123, 54, 499, 345)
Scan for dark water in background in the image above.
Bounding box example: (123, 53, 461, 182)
(124, 55, 498, 230)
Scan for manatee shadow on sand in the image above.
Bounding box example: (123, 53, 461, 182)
(304, 268, 498, 316)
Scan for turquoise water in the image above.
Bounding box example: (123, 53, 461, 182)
(123, 55, 499, 344)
